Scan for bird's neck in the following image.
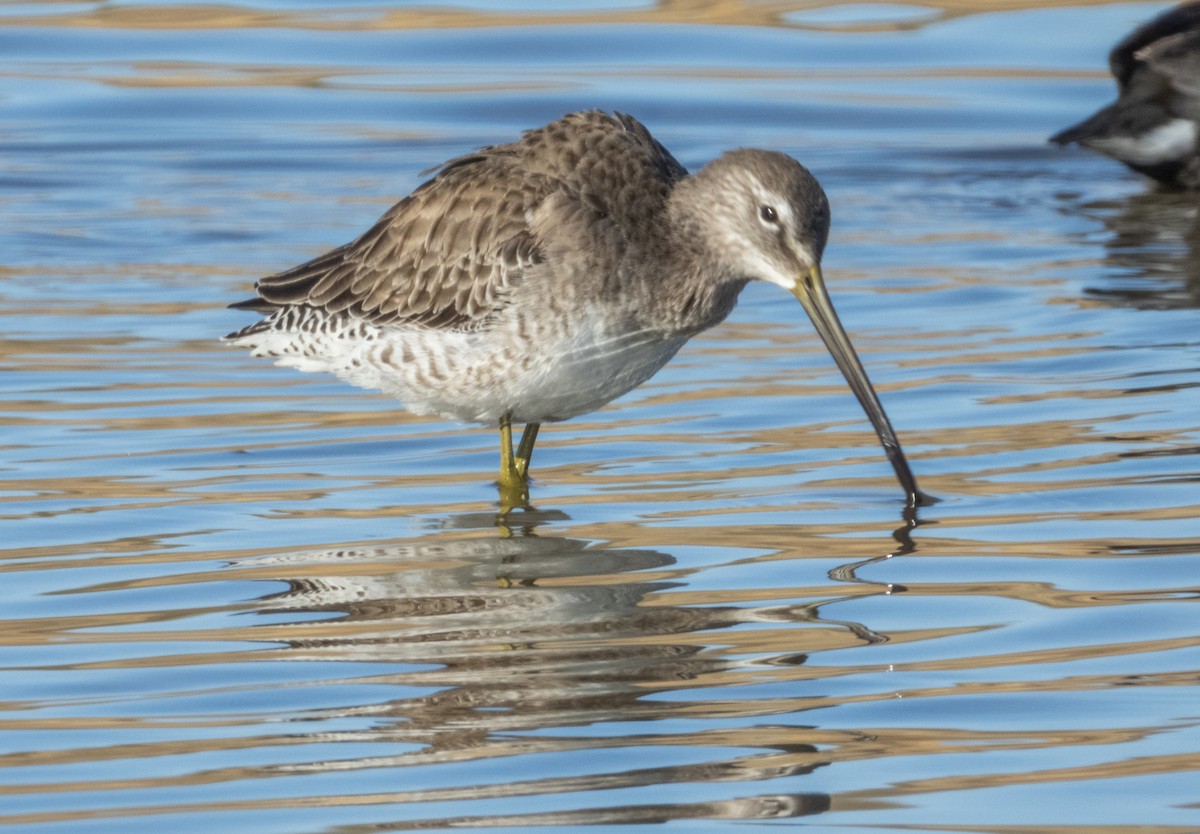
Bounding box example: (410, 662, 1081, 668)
(632, 235, 747, 337)
(640, 182, 748, 335)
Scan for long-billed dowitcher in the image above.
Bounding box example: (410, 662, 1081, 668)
(1051, 1, 1200, 188)
(228, 111, 924, 508)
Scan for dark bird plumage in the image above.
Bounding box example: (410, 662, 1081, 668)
(1051, 1, 1200, 188)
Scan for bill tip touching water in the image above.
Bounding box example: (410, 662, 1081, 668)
(1051, 0, 1200, 189)
(227, 110, 927, 509)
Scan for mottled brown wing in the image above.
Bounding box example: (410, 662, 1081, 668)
(512, 111, 688, 233)
(244, 151, 545, 330)
(239, 111, 688, 331)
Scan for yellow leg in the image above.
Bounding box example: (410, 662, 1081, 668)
(515, 422, 540, 479)
(497, 414, 530, 512)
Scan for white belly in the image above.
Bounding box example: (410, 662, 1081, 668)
(496, 315, 690, 423)
(234, 303, 690, 425)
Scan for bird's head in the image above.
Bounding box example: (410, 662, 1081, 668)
(678, 148, 831, 295)
(672, 148, 925, 508)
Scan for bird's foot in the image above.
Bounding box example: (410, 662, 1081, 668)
(497, 464, 531, 515)
(497, 415, 536, 514)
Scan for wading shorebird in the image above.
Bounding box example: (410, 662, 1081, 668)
(1052, 1, 1200, 188)
(228, 111, 924, 509)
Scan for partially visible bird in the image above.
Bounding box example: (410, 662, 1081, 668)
(1051, 1, 1200, 188)
(227, 111, 924, 509)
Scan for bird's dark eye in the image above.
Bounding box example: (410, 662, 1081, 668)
(759, 205, 779, 224)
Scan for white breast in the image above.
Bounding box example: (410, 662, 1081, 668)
(1090, 118, 1198, 165)
(501, 310, 690, 424)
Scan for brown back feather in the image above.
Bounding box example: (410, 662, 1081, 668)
(246, 111, 687, 331)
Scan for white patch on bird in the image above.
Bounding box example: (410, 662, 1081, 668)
(233, 326, 364, 374)
(745, 249, 816, 295)
(244, 302, 691, 426)
(1090, 118, 1198, 165)
(496, 312, 689, 424)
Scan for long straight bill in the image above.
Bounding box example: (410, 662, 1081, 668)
(792, 264, 925, 507)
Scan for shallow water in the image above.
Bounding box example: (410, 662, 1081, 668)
(3, 1, 1199, 832)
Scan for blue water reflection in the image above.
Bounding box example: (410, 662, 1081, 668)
(2, 1, 1198, 831)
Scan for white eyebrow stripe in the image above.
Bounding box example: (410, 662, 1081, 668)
(747, 174, 798, 229)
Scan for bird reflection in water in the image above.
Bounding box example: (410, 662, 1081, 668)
(1066, 189, 1200, 309)
(1051, 1, 1200, 189)
(236, 508, 921, 826)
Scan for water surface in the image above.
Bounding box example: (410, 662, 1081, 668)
(2, 2, 1199, 831)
